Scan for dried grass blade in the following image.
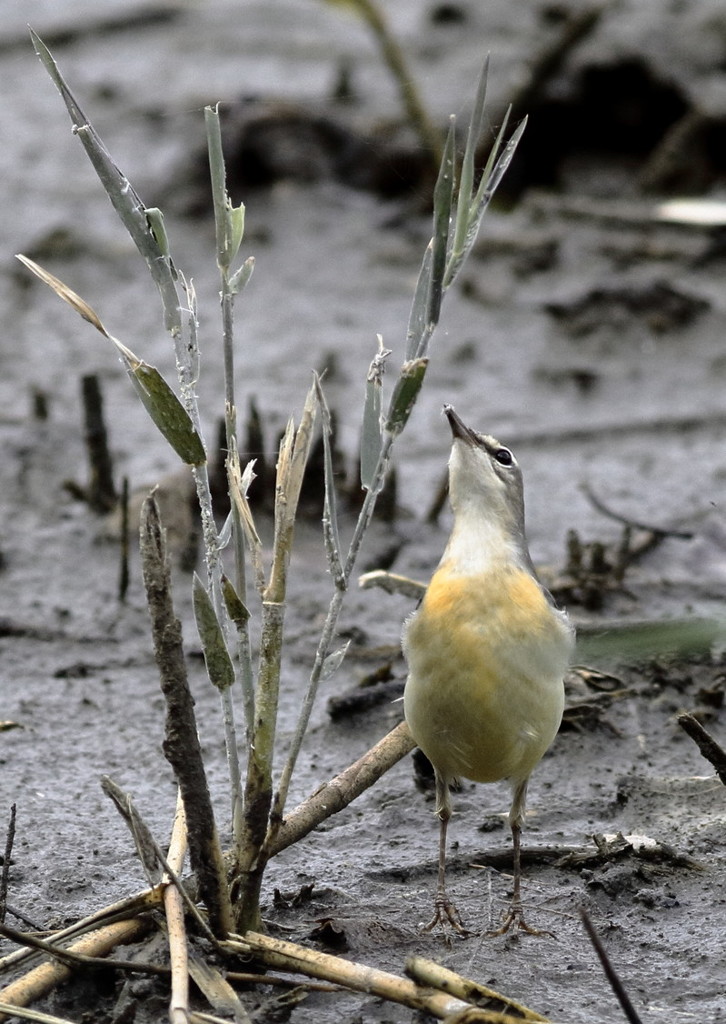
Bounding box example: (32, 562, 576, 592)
(15, 255, 109, 336)
(100, 776, 162, 885)
(227, 446, 265, 593)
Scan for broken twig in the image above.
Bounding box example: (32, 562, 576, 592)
(0, 805, 15, 925)
(677, 712, 726, 785)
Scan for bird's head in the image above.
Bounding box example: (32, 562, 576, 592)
(443, 404, 526, 541)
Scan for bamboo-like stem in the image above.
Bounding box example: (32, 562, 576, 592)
(223, 931, 470, 1018)
(0, 890, 163, 978)
(270, 428, 394, 829)
(222, 932, 548, 1022)
(235, 392, 317, 932)
(183, 281, 244, 851)
(405, 957, 549, 1022)
(165, 794, 190, 1024)
(206, 104, 255, 844)
(0, 918, 153, 1022)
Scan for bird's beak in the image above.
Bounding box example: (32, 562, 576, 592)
(443, 404, 478, 445)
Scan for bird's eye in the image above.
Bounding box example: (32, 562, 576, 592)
(494, 447, 513, 466)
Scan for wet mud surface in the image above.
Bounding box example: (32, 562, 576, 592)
(2, 2, 726, 1021)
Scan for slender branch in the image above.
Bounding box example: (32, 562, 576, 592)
(349, 0, 442, 170)
(580, 909, 644, 1024)
(582, 482, 693, 539)
(269, 721, 415, 856)
(0, 804, 16, 926)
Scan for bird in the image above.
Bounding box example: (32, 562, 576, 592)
(402, 405, 574, 935)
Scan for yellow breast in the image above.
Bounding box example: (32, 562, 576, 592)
(403, 564, 571, 786)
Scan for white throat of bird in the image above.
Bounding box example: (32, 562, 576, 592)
(442, 437, 532, 577)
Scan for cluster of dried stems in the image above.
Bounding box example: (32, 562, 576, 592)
(0, 26, 557, 1024)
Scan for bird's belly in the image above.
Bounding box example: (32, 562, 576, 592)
(403, 567, 571, 785)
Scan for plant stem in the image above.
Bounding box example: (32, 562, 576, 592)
(270, 431, 394, 829)
(234, 394, 316, 931)
(206, 104, 255, 841)
(139, 493, 232, 937)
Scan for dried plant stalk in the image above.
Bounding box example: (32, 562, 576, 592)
(405, 957, 549, 1021)
(269, 720, 414, 856)
(164, 795, 190, 1024)
(139, 493, 232, 937)
(0, 918, 152, 1022)
(222, 932, 547, 1022)
(222, 931, 470, 1018)
(234, 387, 317, 931)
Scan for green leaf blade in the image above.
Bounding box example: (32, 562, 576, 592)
(193, 573, 236, 692)
(126, 361, 206, 466)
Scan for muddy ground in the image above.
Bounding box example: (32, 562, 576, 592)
(2, 1, 726, 1021)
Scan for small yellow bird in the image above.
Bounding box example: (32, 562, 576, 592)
(403, 405, 574, 935)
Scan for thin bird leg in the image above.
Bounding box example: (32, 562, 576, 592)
(488, 779, 555, 937)
(422, 773, 470, 935)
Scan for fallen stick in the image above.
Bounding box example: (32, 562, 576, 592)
(222, 931, 545, 1022)
(0, 1002, 80, 1024)
(405, 956, 548, 1021)
(0, 917, 153, 1022)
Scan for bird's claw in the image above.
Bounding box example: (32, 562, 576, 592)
(487, 903, 556, 939)
(422, 893, 473, 938)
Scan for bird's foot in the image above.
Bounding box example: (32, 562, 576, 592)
(422, 892, 473, 938)
(487, 902, 556, 939)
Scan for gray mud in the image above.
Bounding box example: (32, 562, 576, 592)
(2, 2, 726, 1022)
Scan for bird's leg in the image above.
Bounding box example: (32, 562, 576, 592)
(488, 779, 555, 938)
(422, 773, 470, 936)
